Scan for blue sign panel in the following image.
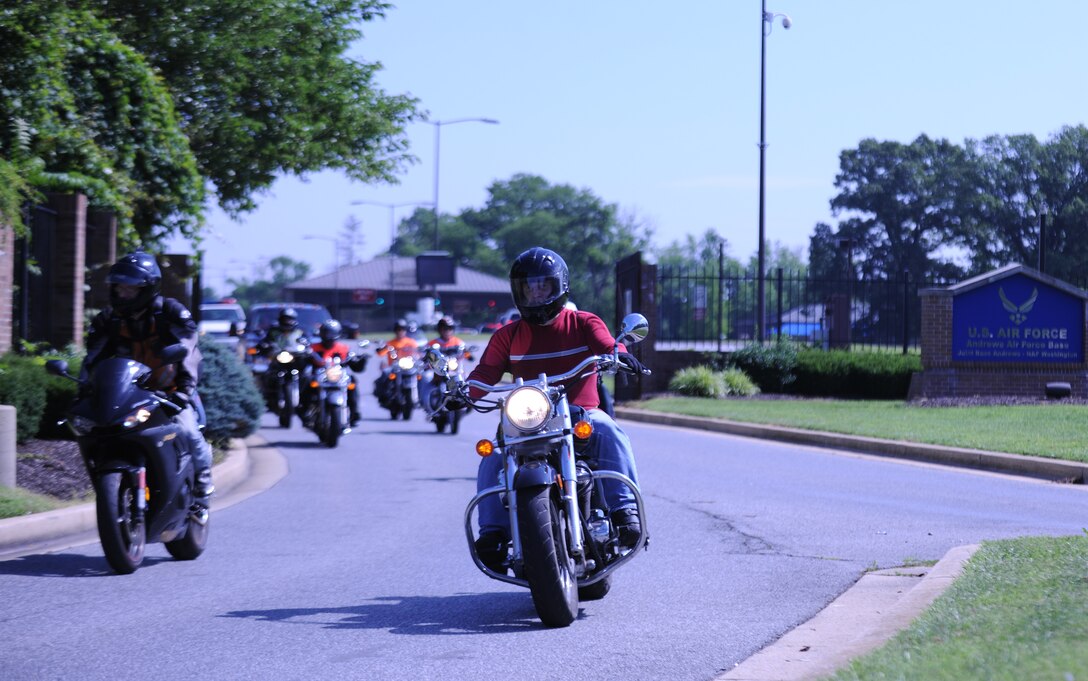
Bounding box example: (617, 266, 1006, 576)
(952, 273, 1084, 362)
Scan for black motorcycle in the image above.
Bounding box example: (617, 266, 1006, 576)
(45, 346, 209, 575)
(258, 334, 311, 428)
(374, 344, 421, 420)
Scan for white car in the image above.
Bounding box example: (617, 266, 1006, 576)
(199, 303, 246, 352)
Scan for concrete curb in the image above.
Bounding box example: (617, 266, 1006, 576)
(0, 438, 251, 552)
(615, 407, 1088, 483)
(717, 544, 981, 681)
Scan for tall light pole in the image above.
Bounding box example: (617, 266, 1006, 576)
(430, 117, 499, 251)
(758, 2, 791, 343)
(303, 234, 340, 319)
(351, 199, 433, 326)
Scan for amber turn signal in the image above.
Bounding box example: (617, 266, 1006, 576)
(573, 420, 593, 440)
(475, 439, 494, 457)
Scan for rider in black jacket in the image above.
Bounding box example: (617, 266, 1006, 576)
(82, 252, 215, 503)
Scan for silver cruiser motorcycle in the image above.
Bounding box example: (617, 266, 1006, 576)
(429, 313, 651, 627)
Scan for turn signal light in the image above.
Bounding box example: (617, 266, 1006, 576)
(309, 380, 319, 389)
(475, 440, 494, 457)
(573, 420, 593, 440)
(387, 373, 396, 381)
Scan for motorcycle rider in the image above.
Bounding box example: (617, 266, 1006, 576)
(373, 318, 419, 402)
(302, 319, 362, 428)
(256, 308, 308, 407)
(421, 316, 471, 414)
(82, 251, 214, 502)
(456, 247, 646, 572)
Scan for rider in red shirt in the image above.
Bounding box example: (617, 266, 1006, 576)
(464, 247, 644, 573)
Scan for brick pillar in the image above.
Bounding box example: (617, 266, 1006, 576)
(85, 210, 117, 313)
(919, 288, 953, 370)
(45, 193, 86, 349)
(0, 225, 14, 353)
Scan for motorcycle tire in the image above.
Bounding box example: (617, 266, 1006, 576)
(402, 404, 413, 421)
(434, 413, 447, 433)
(279, 386, 294, 428)
(164, 513, 209, 561)
(450, 409, 461, 436)
(578, 575, 612, 601)
(388, 405, 400, 420)
(95, 471, 146, 574)
(518, 486, 579, 627)
(324, 409, 342, 448)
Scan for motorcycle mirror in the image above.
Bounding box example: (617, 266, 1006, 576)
(616, 313, 649, 346)
(45, 359, 70, 378)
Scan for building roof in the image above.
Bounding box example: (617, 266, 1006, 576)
(285, 256, 510, 294)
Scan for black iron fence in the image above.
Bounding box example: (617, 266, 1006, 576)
(657, 260, 949, 353)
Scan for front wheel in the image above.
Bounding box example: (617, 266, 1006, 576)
(324, 408, 342, 448)
(450, 409, 461, 435)
(95, 471, 146, 574)
(279, 382, 295, 428)
(518, 486, 579, 627)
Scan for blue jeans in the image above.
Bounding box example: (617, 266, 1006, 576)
(476, 409, 640, 537)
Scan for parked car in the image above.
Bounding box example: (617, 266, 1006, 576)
(199, 302, 246, 356)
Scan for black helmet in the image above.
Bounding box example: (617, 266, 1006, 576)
(436, 316, 455, 333)
(509, 247, 569, 325)
(107, 251, 162, 316)
(279, 308, 299, 329)
(319, 319, 342, 345)
(394, 318, 409, 332)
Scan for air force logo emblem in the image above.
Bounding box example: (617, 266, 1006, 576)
(998, 286, 1037, 325)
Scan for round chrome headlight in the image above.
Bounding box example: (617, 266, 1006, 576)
(397, 356, 415, 370)
(447, 358, 459, 372)
(326, 365, 344, 382)
(275, 350, 294, 364)
(504, 387, 551, 432)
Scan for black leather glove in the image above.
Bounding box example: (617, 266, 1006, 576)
(169, 391, 192, 409)
(617, 352, 649, 375)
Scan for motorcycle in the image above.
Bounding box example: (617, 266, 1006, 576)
(431, 313, 651, 627)
(45, 346, 209, 575)
(303, 341, 368, 448)
(375, 344, 421, 420)
(423, 343, 475, 435)
(260, 334, 311, 428)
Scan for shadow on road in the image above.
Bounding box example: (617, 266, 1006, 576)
(0, 552, 173, 578)
(221, 592, 587, 633)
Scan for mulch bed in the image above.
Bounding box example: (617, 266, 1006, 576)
(16, 439, 92, 500)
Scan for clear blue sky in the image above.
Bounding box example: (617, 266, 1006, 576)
(180, 1, 1088, 296)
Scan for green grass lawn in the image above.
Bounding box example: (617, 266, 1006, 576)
(827, 534, 1088, 681)
(634, 396, 1088, 463)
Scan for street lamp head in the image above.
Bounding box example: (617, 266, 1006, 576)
(781, 15, 792, 29)
(763, 10, 792, 35)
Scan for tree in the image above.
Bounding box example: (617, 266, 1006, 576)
(0, 3, 204, 246)
(90, 0, 421, 218)
(226, 256, 311, 309)
(339, 215, 366, 266)
(828, 135, 971, 283)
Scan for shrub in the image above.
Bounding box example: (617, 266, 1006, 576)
(39, 354, 82, 440)
(0, 355, 47, 442)
(729, 339, 799, 393)
(790, 349, 921, 399)
(197, 338, 264, 448)
(668, 365, 760, 398)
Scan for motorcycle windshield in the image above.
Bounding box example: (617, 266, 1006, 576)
(74, 357, 157, 426)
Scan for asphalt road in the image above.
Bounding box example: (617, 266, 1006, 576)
(1, 380, 1086, 680)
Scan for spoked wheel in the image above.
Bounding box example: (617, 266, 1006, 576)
(518, 486, 579, 627)
(95, 471, 146, 574)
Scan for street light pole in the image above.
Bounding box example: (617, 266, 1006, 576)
(351, 199, 433, 326)
(758, 1, 791, 343)
(429, 117, 499, 251)
(303, 234, 340, 319)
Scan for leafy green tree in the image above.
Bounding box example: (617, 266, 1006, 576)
(226, 256, 312, 309)
(89, 0, 421, 218)
(0, 3, 204, 246)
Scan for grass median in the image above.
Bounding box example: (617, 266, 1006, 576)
(628, 396, 1088, 680)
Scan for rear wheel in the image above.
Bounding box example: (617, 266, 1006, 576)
(95, 471, 146, 574)
(165, 512, 209, 560)
(518, 486, 578, 627)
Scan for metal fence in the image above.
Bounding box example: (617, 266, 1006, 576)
(656, 260, 948, 353)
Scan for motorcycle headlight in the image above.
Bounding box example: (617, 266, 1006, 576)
(122, 407, 153, 429)
(397, 356, 415, 370)
(276, 351, 294, 364)
(504, 387, 551, 432)
(327, 365, 344, 382)
(447, 358, 459, 372)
